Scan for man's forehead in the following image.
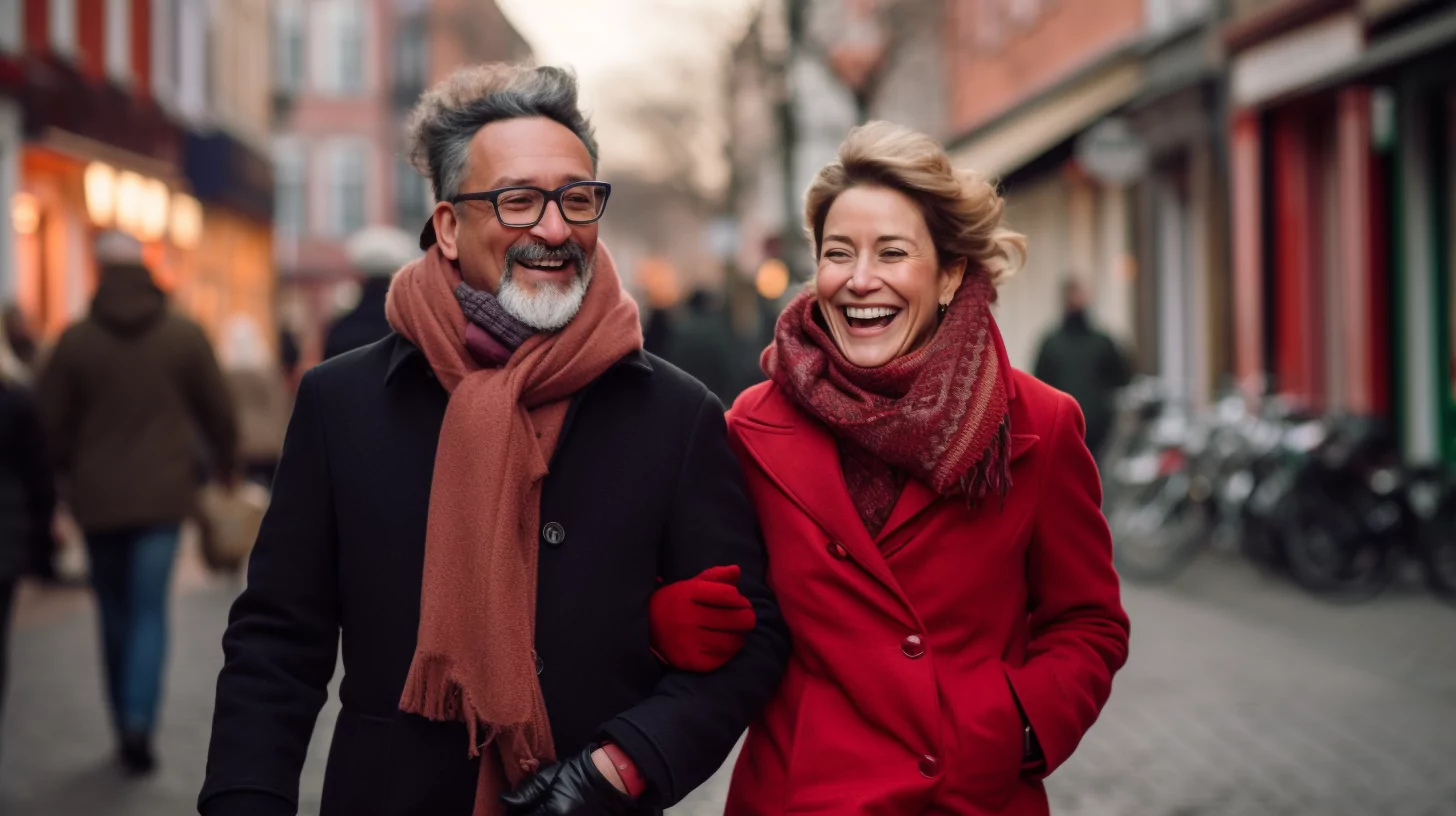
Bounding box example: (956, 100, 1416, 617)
(467, 117, 593, 186)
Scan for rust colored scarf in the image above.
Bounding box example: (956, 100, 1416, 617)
(385, 244, 642, 816)
(763, 274, 1011, 535)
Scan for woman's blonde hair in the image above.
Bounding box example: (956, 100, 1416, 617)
(804, 121, 1026, 298)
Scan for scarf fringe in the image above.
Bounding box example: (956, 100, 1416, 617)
(959, 417, 1013, 510)
(398, 652, 496, 759)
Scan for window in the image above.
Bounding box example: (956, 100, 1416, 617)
(393, 14, 427, 107)
(274, 1, 305, 93)
(328, 141, 369, 238)
(395, 155, 432, 228)
(49, 0, 77, 56)
(337, 0, 366, 95)
(106, 0, 131, 84)
(150, 0, 176, 102)
(315, 0, 367, 96)
(0, 0, 22, 54)
(274, 139, 308, 238)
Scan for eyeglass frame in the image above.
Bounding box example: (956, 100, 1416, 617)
(449, 180, 613, 229)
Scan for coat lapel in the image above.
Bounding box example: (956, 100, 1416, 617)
(731, 410, 910, 605)
(873, 432, 1041, 544)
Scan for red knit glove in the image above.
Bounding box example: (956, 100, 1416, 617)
(649, 565, 756, 673)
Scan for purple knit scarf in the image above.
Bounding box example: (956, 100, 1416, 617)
(454, 282, 535, 368)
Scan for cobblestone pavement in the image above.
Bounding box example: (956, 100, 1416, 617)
(3, 543, 1455, 816)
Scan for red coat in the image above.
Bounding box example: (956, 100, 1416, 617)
(723, 368, 1129, 815)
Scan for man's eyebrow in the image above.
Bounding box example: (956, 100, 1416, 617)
(490, 175, 593, 188)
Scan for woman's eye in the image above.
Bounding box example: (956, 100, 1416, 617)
(880, 248, 907, 259)
(824, 250, 851, 261)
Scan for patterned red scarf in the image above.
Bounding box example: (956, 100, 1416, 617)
(763, 274, 1012, 535)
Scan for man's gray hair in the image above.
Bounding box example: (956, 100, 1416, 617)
(405, 64, 599, 203)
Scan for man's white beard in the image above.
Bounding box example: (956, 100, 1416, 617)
(496, 257, 594, 332)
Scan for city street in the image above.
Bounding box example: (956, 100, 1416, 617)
(3, 541, 1455, 816)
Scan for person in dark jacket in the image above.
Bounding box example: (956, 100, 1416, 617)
(0, 315, 56, 766)
(662, 289, 739, 405)
(1032, 278, 1132, 459)
(199, 64, 788, 816)
(323, 226, 421, 361)
(37, 230, 238, 775)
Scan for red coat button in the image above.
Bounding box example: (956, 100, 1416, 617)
(827, 541, 849, 560)
(918, 754, 939, 777)
(901, 634, 925, 659)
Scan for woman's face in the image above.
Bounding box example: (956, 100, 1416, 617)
(815, 185, 966, 368)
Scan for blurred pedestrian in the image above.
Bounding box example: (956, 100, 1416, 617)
(0, 311, 57, 766)
(724, 123, 1129, 815)
(36, 230, 238, 775)
(663, 288, 738, 404)
(1, 303, 38, 373)
(200, 64, 787, 816)
(1032, 277, 1132, 460)
(220, 314, 292, 488)
(322, 226, 420, 360)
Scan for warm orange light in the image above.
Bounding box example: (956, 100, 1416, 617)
(170, 193, 203, 249)
(115, 171, 146, 235)
(755, 258, 790, 300)
(11, 192, 40, 235)
(138, 179, 171, 242)
(84, 162, 117, 226)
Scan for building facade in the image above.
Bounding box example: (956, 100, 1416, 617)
(1224, 0, 1456, 463)
(0, 0, 269, 349)
(271, 0, 530, 364)
(945, 0, 1146, 372)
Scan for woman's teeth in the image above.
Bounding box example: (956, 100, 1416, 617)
(845, 306, 898, 320)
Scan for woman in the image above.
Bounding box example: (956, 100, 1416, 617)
(724, 123, 1129, 815)
(0, 311, 57, 764)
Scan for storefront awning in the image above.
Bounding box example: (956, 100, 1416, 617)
(946, 59, 1142, 181)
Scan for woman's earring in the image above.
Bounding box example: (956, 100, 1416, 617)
(938, 302, 949, 318)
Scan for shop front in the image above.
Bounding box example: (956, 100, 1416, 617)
(11, 136, 200, 339)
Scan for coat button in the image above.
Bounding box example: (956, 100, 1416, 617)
(918, 754, 939, 777)
(827, 541, 849, 560)
(542, 522, 566, 546)
(901, 634, 925, 659)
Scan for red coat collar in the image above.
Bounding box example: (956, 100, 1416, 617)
(729, 377, 1039, 601)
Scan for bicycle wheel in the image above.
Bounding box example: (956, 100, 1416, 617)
(1282, 490, 1394, 603)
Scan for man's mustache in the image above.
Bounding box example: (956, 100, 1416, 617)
(504, 241, 589, 274)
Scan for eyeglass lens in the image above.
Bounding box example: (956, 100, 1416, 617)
(495, 184, 609, 227)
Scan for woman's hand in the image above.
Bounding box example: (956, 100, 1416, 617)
(649, 565, 756, 672)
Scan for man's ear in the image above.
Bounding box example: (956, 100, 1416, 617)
(434, 203, 460, 261)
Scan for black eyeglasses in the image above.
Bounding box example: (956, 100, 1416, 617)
(450, 181, 612, 228)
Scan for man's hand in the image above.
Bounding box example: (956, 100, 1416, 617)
(649, 565, 756, 673)
(501, 745, 636, 816)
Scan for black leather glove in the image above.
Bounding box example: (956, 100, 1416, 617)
(501, 744, 637, 816)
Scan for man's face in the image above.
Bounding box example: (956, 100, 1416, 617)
(432, 117, 599, 330)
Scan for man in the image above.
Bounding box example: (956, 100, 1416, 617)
(200, 64, 787, 816)
(1033, 277, 1132, 459)
(38, 230, 238, 774)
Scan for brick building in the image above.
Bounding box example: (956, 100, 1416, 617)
(270, 0, 531, 363)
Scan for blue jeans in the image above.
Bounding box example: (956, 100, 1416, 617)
(86, 524, 180, 738)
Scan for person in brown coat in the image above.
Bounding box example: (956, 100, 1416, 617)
(37, 230, 238, 775)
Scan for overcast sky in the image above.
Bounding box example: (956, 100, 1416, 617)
(495, 0, 760, 192)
